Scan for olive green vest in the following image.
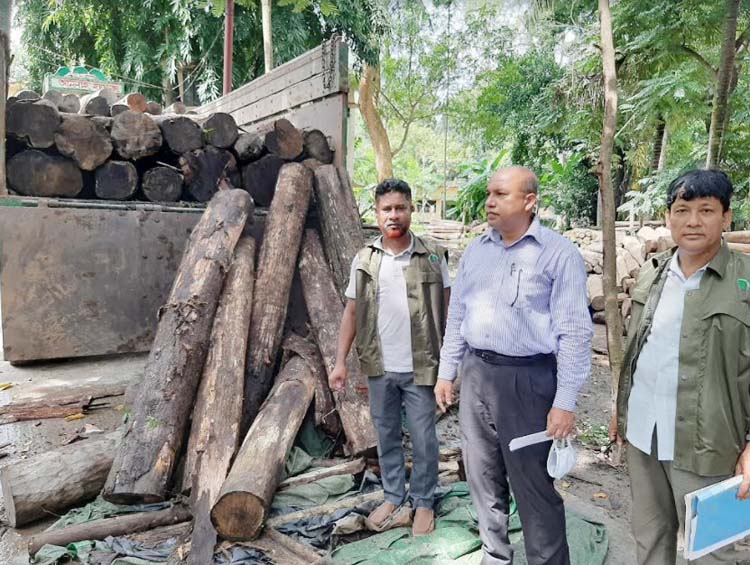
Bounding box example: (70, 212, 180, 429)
(354, 234, 447, 386)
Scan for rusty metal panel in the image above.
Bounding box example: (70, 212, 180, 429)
(0, 203, 203, 362)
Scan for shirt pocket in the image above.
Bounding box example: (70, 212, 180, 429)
(501, 268, 550, 312)
(700, 300, 750, 380)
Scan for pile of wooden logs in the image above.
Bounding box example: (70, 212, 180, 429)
(6, 91, 334, 205)
(3, 158, 376, 564)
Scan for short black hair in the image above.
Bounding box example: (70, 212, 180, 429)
(375, 178, 412, 201)
(667, 169, 733, 212)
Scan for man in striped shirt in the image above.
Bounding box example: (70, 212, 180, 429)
(436, 166, 593, 565)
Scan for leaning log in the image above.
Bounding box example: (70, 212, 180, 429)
(298, 230, 377, 455)
(6, 99, 61, 148)
(242, 163, 313, 432)
(181, 237, 256, 565)
(264, 118, 303, 160)
(28, 505, 192, 556)
(303, 129, 333, 164)
(142, 166, 184, 202)
(179, 146, 233, 202)
(199, 112, 238, 149)
(8, 150, 82, 197)
(95, 161, 139, 200)
(54, 114, 113, 170)
(79, 93, 111, 117)
(102, 189, 253, 504)
(154, 115, 203, 155)
(312, 165, 364, 297)
(0, 432, 121, 527)
(241, 154, 285, 207)
(212, 355, 317, 541)
(111, 110, 163, 160)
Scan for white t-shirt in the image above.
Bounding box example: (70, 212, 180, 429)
(345, 236, 451, 373)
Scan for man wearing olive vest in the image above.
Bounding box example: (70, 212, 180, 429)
(329, 178, 451, 537)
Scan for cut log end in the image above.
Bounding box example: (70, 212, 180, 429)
(142, 167, 184, 202)
(265, 118, 303, 160)
(210, 492, 265, 541)
(201, 113, 239, 149)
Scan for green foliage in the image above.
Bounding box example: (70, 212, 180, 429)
(539, 153, 599, 228)
(449, 150, 511, 223)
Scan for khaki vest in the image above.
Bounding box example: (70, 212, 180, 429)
(354, 234, 447, 386)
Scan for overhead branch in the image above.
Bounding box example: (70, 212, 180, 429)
(681, 45, 718, 78)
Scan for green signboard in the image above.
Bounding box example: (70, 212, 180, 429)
(43, 66, 124, 96)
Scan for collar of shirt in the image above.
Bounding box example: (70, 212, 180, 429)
(669, 252, 709, 284)
(481, 215, 543, 249)
(373, 232, 415, 258)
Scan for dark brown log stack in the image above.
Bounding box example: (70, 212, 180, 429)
(234, 132, 264, 163)
(7, 99, 61, 148)
(79, 93, 111, 117)
(102, 189, 253, 504)
(212, 355, 317, 541)
(95, 161, 139, 200)
(110, 103, 129, 117)
(313, 165, 364, 297)
(303, 129, 333, 164)
(200, 112, 239, 149)
(264, 118, 303, 160)
(154, 115, 203, 155)
(243, 163, 313, 432)
(54, 114, 113, 170)
(8, 150, 83, 197)
(182, 236, 256, 565)
(142, 166, 184, 202)
(42, 89, 63, 108)
(179, 146, 233, 202)
(298, 230, 377, 455)
(241, 154, 285, 207)
(111, 110, 163, 160)
(0, 432, 122, 527)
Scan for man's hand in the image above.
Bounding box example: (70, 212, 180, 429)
(608, 410, 624, 445)
(735, 444, 750, 500)
(547, 407, 575, 439)
(434, 379, 454, 413)
(329, 363, 348, 392)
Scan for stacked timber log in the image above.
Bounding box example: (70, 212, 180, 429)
(6, 159, 376, 562)
(5, 92, 335, 204)
(565, 226, 750, 327)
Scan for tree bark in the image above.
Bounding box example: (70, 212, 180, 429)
(0, 26, 8, 196)
(243, 163, 313, 433)
(597, 0, 625, 464)
(7, 100, 61, 148)
(79, 93, 111, 117)
(28, 505, 192, 557)
(0, 432, 121, 527)
(242, 154, 285, 207)
(234, 132, 264, 163)
(303, 129, 333, 164)
(95, 161, 139, 200)
(111, 110, 163, 160)
(265, 118, 303, 160)
(154, 115, 203, 155)
(7, 150, 82, 197)
(181, 236, 256, 565)
(261, 0, 273, 73)
(199, 112, 239, 149)
(358, 63, 393, 182)
(212, 355, 317, 541)
(102, 189, 253, 504)
(142, 166, 184, 202)
(312, 165, 364, 298)
(706, 0, 740, 169)
(650, 115, 665, 172)
(54, 114, 113, 170)
(298, 230, 377, 455)
(179, 146, 234, 202)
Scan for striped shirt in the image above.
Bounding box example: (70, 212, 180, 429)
(437, 216, 593, 411)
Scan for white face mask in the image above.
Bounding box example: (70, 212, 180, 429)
(547, 438, 576, 479)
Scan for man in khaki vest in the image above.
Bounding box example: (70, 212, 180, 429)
(330, 178, 451, 537)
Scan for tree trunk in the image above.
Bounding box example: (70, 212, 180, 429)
(95, 161, 139, 200)
(212, 355, 317, 541)
(243, 163, 313, 433)
(7, 150, 82, 197)
(7, 100, 61, 148)
(154, 115, 203, 155)
(261, 0, 273, 73)
(650, 115, 665, 172)
(116, 92, 148, 113)
(706, 0, 740, 169)
(0, 432, 121, 527)
(358, 63, 393, 182)
(60, 93, 81, 114)
(179, 146, 234, 202)
(54, 114, 113, 170)
(181, 236, 256, 565)
(298, 230, 377, 455)
(79, 93, 110, 116)
(142, 166, 184, 202)
(111, 110, 163, 160)
(241, 154, 285, 207)
(303, 129, 333, 164)
(312, 165, 364, 298)
(234, 132, 264, 163)
(199, 112, 239, 149)
(265, 118, 304, 160)
(28, 505, 192, 557)
(0, 26, 9, 196)
(102, 189, 253, 504)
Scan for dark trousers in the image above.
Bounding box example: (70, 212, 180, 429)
(460, 350, 569, 565)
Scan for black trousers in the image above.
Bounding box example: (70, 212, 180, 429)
(459, 350, 569, 565)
